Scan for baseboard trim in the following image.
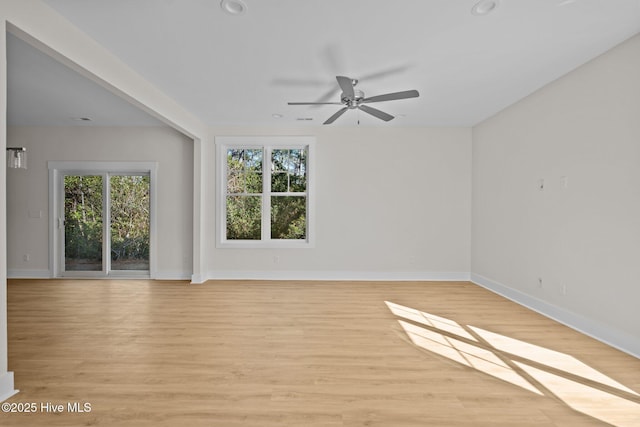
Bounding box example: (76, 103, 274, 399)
(7, 269, 51, 279)
(207, 270, 470, 282)
(0, 372, 19, 403)
(470, 273, 640, 359)
(7, 269, 191, 281)
(191, 273, 206, 284)
(154, 271, 192, 281)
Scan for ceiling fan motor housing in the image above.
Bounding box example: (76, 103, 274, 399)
(343, 89, 365, 108)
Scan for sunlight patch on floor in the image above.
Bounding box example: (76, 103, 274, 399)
(469, 325, 639, 397)
(398, 319, 542, 395)
(386, 301, 640, 427)
(385, 301, 476, 341)
(516, 361, 640, 427)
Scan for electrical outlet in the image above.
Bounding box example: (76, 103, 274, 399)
(23, 254, 31, 262)
(561, 283, 567, 295)
(273, 255, 280, 265)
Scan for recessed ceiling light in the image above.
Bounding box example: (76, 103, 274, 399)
(471, 0, 499, 16)
(72, 117, 92, 122)
(272, 113, 283, 119)
(296, 118, 313, 121)
(220, 0, 247, 16)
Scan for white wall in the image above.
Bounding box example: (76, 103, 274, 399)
(7, 126, 194, 279)
(208, 126, 472, 280)
(6, 125, 473, 283)
(472, 34, 640, 356)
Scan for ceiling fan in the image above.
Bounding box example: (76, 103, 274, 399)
(288, 76, 419, 125)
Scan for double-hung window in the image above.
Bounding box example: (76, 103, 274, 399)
(216, 136, 315, 248)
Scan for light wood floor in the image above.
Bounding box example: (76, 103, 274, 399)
(2, 279, 639, 427)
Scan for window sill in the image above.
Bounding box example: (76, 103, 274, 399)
(217, 240, 314, 249)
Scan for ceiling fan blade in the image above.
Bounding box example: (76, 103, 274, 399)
(313, 86, 340, 105)
(336, 76, 355, 99)
(358, 64, 412, 82)
(288, 102, 342, 105)
(358, 105, 394, 122)
(272, 78, 327, 87)
(323, 107, 348, 125)
(362, 90, 419, 104)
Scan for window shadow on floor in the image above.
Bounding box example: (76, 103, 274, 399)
(385, 301, 640, 427)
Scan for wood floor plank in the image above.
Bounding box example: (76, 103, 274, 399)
(1, 279, 639, 426)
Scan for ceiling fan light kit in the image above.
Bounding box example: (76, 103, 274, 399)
(472, 0, 500, 16)
(220, 0, 247, 16)
(288, 75, 419, 125)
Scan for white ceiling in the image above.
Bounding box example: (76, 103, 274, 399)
(7, 34, 165, 126)
(8, 0, 640, 127)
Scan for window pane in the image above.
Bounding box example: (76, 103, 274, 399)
(110, 175, 150, 271)
(227, 148, 264, 195)
(272, 149, 288, 172)
(290, 170, 306, 192)
(271, 172, 288, 192)
(271, 196, 306, 240)
(64, 175, 103, 271)
(291, 149, 307, 192)
(271, 148, 307, 193)
(289, 149, 303, 173)
(227, 171, 244, 194)
(227, 149, 244, 170)
(226, 196, 262, 240)
(245, 149, 263, 171)
(245, 172, 263, 193)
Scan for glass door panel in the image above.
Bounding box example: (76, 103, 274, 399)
(110, 175, 150, 271)
(64, 175, 104, 272)
(61, 172, 151, 276)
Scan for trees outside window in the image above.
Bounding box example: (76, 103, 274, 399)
(217, 137, 315, 248)
(64, 174, 150, 271)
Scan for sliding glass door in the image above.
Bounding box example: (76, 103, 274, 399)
(109, 175, 150, 271)
(60, 171, 151, 277)
(64, 175, 104, 272)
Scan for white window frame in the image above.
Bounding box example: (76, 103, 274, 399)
(216, 136, 315, 248)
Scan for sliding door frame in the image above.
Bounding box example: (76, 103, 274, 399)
(48, 161, 158, 279)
